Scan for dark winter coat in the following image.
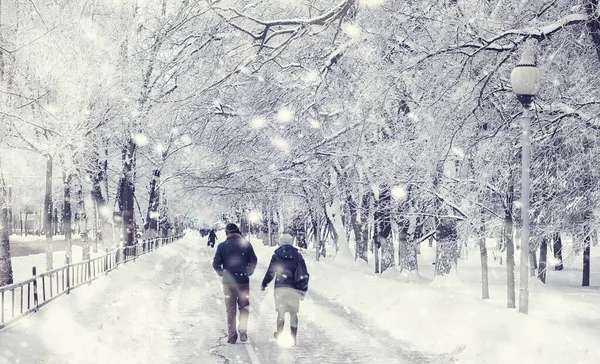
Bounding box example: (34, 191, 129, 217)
(261, 244, 308, 292)
(208, 230, 217, 242)
(213, 233, 258, 284)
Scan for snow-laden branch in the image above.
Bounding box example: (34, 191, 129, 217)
(455, 13, 588, 52)
(406, 12, 589, 72)
(278, 121, 363, 171)
(214, 0, 355, 27)
(433, 191, 468, 219)
(213, 0, 356, 54)
(547, 102, 600, 130)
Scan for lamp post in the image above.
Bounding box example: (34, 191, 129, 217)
(510, 43, 541, 315)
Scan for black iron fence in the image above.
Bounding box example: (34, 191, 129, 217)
(0, 234, 183, 330)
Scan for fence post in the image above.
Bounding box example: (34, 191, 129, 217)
(32, 267, 39, 312)
(104, 248, 109, 274)
(87, 258, 92, 285)
(66, 257, 71, 295)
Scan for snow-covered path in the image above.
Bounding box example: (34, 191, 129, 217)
(0, 233, 449, 364)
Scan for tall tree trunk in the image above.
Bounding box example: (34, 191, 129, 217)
(398, 186, 418, 273)
(118, 139, 136, 253)
(92, 198, 98, 253)
(44, 155, 54, 270)
(7, 186, 12, 235)
(530, 249, 537, 277)
(326, 196, 352, 261)
(538, 237, 548, 283)
(0, 171, 13, 286)
(375, 185, 393, 273)
(553, 232, 564, 271)
(480, 209, 490, 299)
(77, 181, 90, 260)
(306, 200, 320, 261)
(90, 149, 112, 249)
(432, 161, 459, 276)
(398, 218, 418, 272)
(435, 220, 459, 276)
(505, 183, 516, 309)
(414, 217, 423, 255)
(62, 172, 73, 265)
(348, 194, 361, 260)
(54, 207, 59, 236)
(357, 193, 370, 262)
(585, 0, 600, 62)
(145, 169, 160, 238)
(583, 233, 591, 287)
(267, 207, 273, 247)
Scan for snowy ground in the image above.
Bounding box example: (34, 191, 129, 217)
(1, 231, 599, 364)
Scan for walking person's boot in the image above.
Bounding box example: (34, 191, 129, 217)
(274, 312, 285, 339)
(291, 326, 298, 346)
(227, 332, 238, 344)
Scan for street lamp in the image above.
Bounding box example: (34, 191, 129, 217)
(510, 44, 541, 315)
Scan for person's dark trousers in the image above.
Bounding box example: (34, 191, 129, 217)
(223, 283, 250, 343)
(276, 312, 298, 338)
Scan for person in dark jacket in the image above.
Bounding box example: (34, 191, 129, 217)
(208, 229, 217, 247)
(213, 223, 258, 344)
(261, 233, 309, 346)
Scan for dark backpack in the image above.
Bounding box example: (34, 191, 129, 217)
(294, 258, 309, 291)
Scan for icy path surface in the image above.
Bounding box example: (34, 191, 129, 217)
(0, 234, 450, 364)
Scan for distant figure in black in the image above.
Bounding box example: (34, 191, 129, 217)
(261, 233, 309, 346)
(213, 223, 258, 344)
(208, 229, 217, 248)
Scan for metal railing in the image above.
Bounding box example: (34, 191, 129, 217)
(0, 234, 183, 330)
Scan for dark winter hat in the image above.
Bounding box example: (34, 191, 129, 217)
(225, 223, 241, 234)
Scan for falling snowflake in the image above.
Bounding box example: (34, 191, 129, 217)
(251, 117, 267, 129)
(342, 23, 362, 38)
(272, 137, 290, 153)
(180, 134, 192, 144)
(132, 133, 149, 146)
(99, 206, 112, 218)
(248, 210, 262, 223)
(359, 0, 385, 7)
(391, 186, 408, 200)
(309, 119, 321, 129)
(276, 108, 294, 123)
(451, 147, 465, 158)
(303, 70, 320, 84)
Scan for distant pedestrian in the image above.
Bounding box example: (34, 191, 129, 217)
(261, 233, 310, 346)
(213, 223, 258, 344)
(208, 229, 217, 248)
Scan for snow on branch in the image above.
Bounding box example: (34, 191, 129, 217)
(548, 102, 600, 130)
(433, 191, 468, 219)
(214, 0, 355, 27)
(320, 42, 350, 77)
(213, 0, 356, 52)
(278, 121, 363, 171)
(456, 13, 588, 52)
(408, 12, 589, 71)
